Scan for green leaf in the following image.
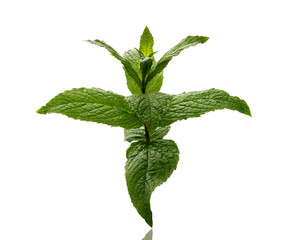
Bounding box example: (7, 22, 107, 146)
(145, 71, 163, 93)
(123, 49, 142, 94)
(125, 139, 179, 226)
(145, 58, 164, 93)
(126, 92, 173, 134)
(85, 39, 123, 61)
(86, 39, 142, 88)
(36, 88, 143, 129)
(124, 127, 145, 142)
(159, 88, 251, 126)
(151, 126, 171, 141)
(123, 49, 141, 94)
(146, 36, 209, 83)
(139, 26, 154, 57)
(124, 126, 171, 143)
(140, 57, 153, 84)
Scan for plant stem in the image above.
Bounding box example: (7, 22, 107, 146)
(144, 123, 150, 144)
(141, 88, 149, 144)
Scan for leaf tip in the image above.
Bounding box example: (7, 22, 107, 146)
(242, 101, 252, 117)
(247, 109, 252, 117)
(144, 26, 150, 33)
(201, 36, 209, 43)
(146, 217, 153, 227)
(36, 106, 47, 114)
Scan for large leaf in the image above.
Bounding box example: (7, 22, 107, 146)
(146, 36, 209, 83)
(125, 139, 179, 226)
(139, 26, 154, 57)
(86, 39, 142, 88)
(37, 88, 143, 129)
(159, 88, 251, 126)
(126, 92, 173, 134)
(123, 49, 142, 94)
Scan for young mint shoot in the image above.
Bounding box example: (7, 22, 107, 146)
(37, 27, 251, 227)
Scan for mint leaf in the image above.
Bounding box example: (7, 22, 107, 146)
(159, 88, 251, 126)
(86, 39, 142, 88)
(151, 126, 171, 141)
(124, 127, 145, 142)
(145, 60, 163, 93)
(123, 49, 142, 94)
(140, 57, 153, 84)
(126, 92, 173, 134)
(125, 139, 179, 226)
(139, 26, 154, 57)
(37, 88, 143, 129)
(146, 36, 209, 83)
(85, 39, 123, 61)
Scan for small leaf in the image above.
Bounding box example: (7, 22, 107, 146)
(146, 36, 209, 83)
(159, 88, 251, 126)
(124, 127, 145, 142)
(145, 71, 163, 93)
(85, 39, 123, 61)
(126, 92, 173, 134)
(125, 139, 179, 226)
(37, 88, 143, 129)
(145, 59, 164, 93)
(140, 57, 153, 84)
(123, 49, 142, 94)
(86, 39, 141, 88)
(151, 126, 171, 141)
(139, 26, 154, 57)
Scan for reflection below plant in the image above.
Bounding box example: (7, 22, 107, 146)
(142, 229, 152, 240)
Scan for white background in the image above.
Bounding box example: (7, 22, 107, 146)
(1, 0, 292, 239)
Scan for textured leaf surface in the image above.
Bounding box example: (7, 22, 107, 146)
(37, 88, 143, 129)
(145, 55, 164, 93)
(123, 48, 163, 94)
(159, 88, 251, 126)
(124, 126, 171, 143)
(145, 71, 163, 93)
(139, 27, 154, 57)
(124, 127, 145, 142)
(123, 49, 142, 94)
(86, 39, 141, 87)
(126, 92, 173, 133)
(146, 36, 209, 83)
(151, 126, 171, 141)
(125, 139, 179, 226)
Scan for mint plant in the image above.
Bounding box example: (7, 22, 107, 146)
(37, 27, 251, 227)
